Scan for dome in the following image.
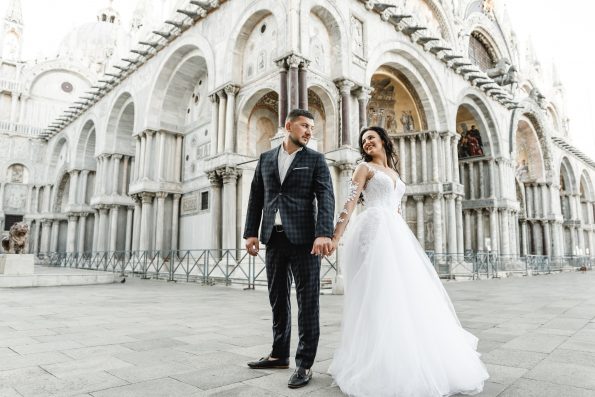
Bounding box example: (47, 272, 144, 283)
(56, 21, 130, 69)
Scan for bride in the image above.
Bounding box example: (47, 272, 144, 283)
(328, 126, 489, 397)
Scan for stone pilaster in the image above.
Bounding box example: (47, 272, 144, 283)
(224, 84, 239, 153)
(221, 167, 241, 250)
(336, 79, 355, 147)
(356, 86, 373, 131)
(139, 193, 154, 252)
(432, 193, 443, 253)
(155, 192, 168, 252)
(413, 195, 425, 247)
(208, 171, 222, 252)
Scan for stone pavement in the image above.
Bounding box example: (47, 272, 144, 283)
(1, 271, 595, 396)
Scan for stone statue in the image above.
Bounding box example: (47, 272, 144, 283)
(530, 88, 547, 109)
(400, 110, 414, 132)
(486, 58, 518, 86)
(1, 222, 29, 254)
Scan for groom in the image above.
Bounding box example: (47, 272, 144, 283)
(244, 109, 335, 388)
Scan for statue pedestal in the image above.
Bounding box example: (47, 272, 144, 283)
(0, 254, 35, 275)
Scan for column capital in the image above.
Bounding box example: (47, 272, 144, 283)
(430, 192, 443, 200)
(444, 193, 455, 200)
(287, 54, 302, 68)
(140, 192, 155, 204)
(356, 86, 374, 101)
(68, 169, 80, 176)
(474, 208, 484, 215)
(335, 78, 355, 95)
(207, 171, 221, 187)
(418, 133, 428, 142)
(208, 92, 219, 103)
(68, 214, 78, 222)
(173, 193, 182, 200)
(220, 167, 241, 183)
(155, 191, 168, 200)
(429, 131, 440, 140)
(111, 154, 123, 160)
(413, 195, 425, 202)
(223, 84, 240, 97)
(337, 162, 355, 173)
(144, 129, 157, 137)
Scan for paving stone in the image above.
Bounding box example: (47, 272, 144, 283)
(0, 388, 23, 397)
(500, 333, 568, 353)
(205, 384, 283, 396)
(171, 365, 269, 390)
(41, 355, 133, 378)
(90, 377, 200, 397)
(14, 370, 128, 397)
(482, 348, 547, 369)
(541, 317, 590, 331)
(548, 348, 595, 368)
(452, 381, 508, 397)
(106, 362, 197, 383)
(524, 360, 595, 389)
(499, 378, 595, 397)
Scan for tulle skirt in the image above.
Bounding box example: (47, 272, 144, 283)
(328, 207, 489, 397)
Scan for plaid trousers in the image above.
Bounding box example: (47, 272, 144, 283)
(266, 229, 320, 369)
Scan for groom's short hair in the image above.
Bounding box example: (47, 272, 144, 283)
(286, 109, 314, 123)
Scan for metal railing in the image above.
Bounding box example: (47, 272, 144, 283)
(42, 249, 592, 287)
(43, 249, 337, 289)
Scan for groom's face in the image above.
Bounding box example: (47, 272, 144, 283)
(286, 116, 314, 147)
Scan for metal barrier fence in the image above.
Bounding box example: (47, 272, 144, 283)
(44, 249, 338, 289)
(43, 250, 592, 287)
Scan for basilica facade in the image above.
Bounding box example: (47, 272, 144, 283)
(1, 0, 594, 273)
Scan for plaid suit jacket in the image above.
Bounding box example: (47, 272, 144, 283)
(243, 145, 335, 245)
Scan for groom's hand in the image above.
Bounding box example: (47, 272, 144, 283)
(311, 237, 333, 257)
(245, 237, 260, 256)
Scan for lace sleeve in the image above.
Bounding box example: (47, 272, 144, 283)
(332, 163, 371, 242)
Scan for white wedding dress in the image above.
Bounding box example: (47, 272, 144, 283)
(328, 163, 489, 397)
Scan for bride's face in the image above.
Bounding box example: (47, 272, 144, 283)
(362, 131, 384, 157)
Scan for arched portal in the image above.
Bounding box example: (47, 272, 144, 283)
(237, 90, 279, 157)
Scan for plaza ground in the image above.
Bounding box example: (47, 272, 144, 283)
(1, 271, 595, 396)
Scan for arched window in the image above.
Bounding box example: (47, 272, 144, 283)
(7, 164, 28, 184)
(468, 32, 496, 71)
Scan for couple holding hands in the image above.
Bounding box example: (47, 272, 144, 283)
(243, 109, 488, 396)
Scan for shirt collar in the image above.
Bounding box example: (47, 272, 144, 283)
(280, 142, 304, 155)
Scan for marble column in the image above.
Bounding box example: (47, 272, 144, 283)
(66, 214, 78, 253)
(40, 219, 52, 253)
(120, 156, 129, 195)
(430, 132, 439, 182)
(92, 210, 99, 252)
(139, 193, 154, 252)
(410, 136, 417, 183)
(464, 210, 472, 251)
(155, 192, 167, 253)
(399, 137, 407, 182)
(337, 79, 355, 146)
(420, 134, 428, 183)
(469, 163, 476, 200)
(174, 134, 183, 182)
(401, 196, 408, 221)
(108, 205, 119, 252)
(414, 195, 425, 247)
(77, 213, 87, 253)
(541, 184, 549, 217)
(125, 206, 134, 253)
(543, 220, 552, 257)
(132, 196, 142, 251)
(50, 220, 60, 253)
(521, 220, 528, 256)
(456, 196, 464, 256)
(476, 209, 484, 251)
(276, 61, 288, 127)
(67, 170, 79, 205)
(357, 87, 372, 131)
(526, 185, 534, 218)
(443, 133, 452, 181)
(208, 172, 222, 252)
(138, 134, 146, 180)
(446, 194, 457, 254)
(224, 84, 239, 152)
(499, 209, 510, 255)
(209, 94, 219, 155)
(432, 193, 443, 253)
(133, 136, 142, 181)
(111, 155, 121, 195)
(34, 186, 41, 212)
(489, 159, 497, 198)
(288, 55, 300, 110)
(489, 208, 499, 253)
(552, 220, 562, 257)
(217, 90, 227, 154)
(144, 131, 155, 180)
(97, 206, 109, 252)
(171, 194, 181, 252)
(298, 60, 309, 109)
(156, 132, 166, 181)
(452, 135, 460, 184)
(79, 170, 89, 204)
(221, 168, 240, 250)
(26, 185, 34, 212)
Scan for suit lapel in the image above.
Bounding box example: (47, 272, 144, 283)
(272, 145, 282, 187)
(281, 146, 307, 187)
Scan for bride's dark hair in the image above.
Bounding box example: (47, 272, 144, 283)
(358, 126, 400, 174)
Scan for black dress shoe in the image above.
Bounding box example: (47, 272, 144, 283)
(288, 367, 312, 388)
(247, 355, 289, 369)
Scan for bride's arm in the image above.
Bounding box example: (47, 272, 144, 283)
(331, 163, 370, 244)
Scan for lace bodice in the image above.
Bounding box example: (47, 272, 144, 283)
(362, 163, 406, 210)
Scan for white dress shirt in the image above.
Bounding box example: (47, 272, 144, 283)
(275, 143, 303, 225)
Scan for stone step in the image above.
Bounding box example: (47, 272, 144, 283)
(0, 265, 115, 288)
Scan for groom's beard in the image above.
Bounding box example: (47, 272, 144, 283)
(289, 135, 306, 147)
